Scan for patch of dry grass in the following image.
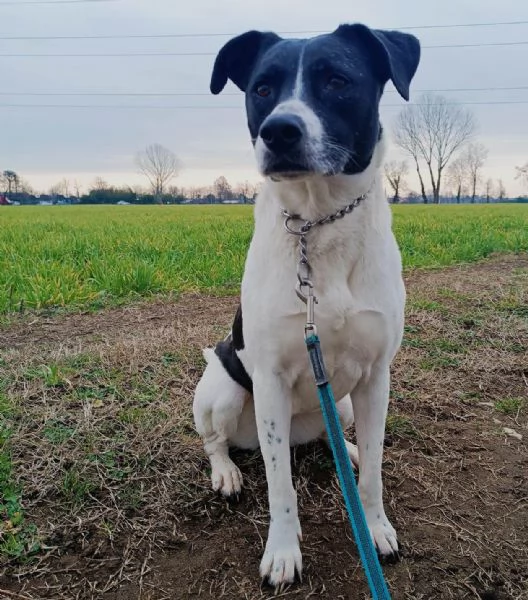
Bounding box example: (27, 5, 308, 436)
(0, 255, 527, 599)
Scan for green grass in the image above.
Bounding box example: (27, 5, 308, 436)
(385, 414, 418, 438)
(494, 397, 525, 415)
(0, 393, 40, 561)
(0, 203, 527, 314)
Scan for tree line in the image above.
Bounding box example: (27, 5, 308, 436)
(2, 96, 528, 205)
(1, 173, 260, 206)
(387, 93, 528, 204)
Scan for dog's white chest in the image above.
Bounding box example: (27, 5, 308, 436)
(285, 301, 389, 413)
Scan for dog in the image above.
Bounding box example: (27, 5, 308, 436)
(193, 23, 420, 586)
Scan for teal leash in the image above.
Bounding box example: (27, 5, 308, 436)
(306, 332, 392, 600)
(282, 197, 392, 600)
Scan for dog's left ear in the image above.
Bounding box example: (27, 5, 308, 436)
(335, 24, 420, 101)
(210, 30, 281, 95)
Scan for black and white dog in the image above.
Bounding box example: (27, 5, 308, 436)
(193, 23, 420, 586)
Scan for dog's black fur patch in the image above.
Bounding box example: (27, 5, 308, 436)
(211, 23, 420, 177)
(214, 305, 253, 393)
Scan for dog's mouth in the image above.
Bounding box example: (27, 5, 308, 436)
(261, 151, 350, 180)
(263, 159, 312, 180)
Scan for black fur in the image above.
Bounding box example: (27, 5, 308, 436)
(210, 23, 420, 177)
(214, 305, 253, 393)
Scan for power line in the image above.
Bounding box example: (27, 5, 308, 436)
(0, 0, 117, 4)
(1, 19, 527, 39)
(1, 85, 527, 96)
(0, 40, 527, 57)
(1, 100, 527, 109)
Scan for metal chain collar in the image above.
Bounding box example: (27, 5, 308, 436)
(281, 192, 367, 336)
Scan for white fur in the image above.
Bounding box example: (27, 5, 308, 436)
(292, 48, 305, 99)
(255, 98, 326, 176)
(193, 134, 405, 585)
(255, 49, 328, 180)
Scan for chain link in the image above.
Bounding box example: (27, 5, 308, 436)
(282, 193, 367, 335)
(282, 193, 366, 297)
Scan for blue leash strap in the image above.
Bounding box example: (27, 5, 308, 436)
(306, 334, 392, 600)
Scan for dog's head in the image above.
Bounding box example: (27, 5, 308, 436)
(210, 24, 420, 180)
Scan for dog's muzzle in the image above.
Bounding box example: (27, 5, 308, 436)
(259, 114, 312, 177)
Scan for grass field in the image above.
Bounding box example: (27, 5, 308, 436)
(1, 203, 527, 314)
(0, 203, 527, 599)
(0, 256, 526, 599)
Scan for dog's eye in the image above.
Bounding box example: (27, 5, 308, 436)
(326, 75, 348, 90)
(256, 84, 272, 98)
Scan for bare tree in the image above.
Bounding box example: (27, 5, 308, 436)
(2, 170, 20, 193)
(50, 178, 71, 197)
(233, 180, 260, 204)
(485, 178, 494, 203)
(91, 177, 109, 191)
(384, 160, 408, 203)
(447, 156, 467, 203)
(48, 183, 62, 197)
(73, 180, 83, 200)
(515, 162, 528, 189)
(392, 110, 428, 203)
(136, 143, 181, 202)
(394, 93, 475, 204)
(18, 177, 34, 195)
(497, 179, 506, 201)
(461, 143, 488, 203)
(213, 176, 233, 202)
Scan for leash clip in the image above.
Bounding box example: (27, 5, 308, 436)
(304, 285, 318, 339)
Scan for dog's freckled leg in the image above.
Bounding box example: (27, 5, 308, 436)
(253, 370, 302, 586)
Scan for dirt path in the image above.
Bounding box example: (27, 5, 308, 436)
(0, 254, 527, 599)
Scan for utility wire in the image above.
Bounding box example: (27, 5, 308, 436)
(0, 0, 117, 5)
(1, 86, 527, 96)
(0, 19, 527, 38)
(0, 40, 526, 57)
(1, 101, 527, 109)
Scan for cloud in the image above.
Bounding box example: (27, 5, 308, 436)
(1, 0, 526, 194)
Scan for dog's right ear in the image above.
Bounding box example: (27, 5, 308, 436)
(210, 31, 281, 95)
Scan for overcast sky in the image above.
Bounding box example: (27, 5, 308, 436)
(1, 0, 527, 196)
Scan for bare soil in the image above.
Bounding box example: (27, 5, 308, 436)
(0, 254, 527, 600)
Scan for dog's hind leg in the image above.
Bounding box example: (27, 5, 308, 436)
(290, 395, 359, 468)
(320, 395, 359, 468)
(193, 349, 252, 497)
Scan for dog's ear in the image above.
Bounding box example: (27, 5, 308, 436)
(335, 24, 420, 101)
(210, 30, 281, 95)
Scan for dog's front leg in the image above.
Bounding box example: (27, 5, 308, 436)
(351, 364, 399, 560)
(253, 369, 302, 586)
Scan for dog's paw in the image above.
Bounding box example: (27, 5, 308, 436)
(210, 457, 243, 498)
(260, 520, 302, 587)
(369, 517, 399, 561)
(344, 440, 359, 469)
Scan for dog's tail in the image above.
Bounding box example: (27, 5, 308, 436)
(202, 348, 216, 363)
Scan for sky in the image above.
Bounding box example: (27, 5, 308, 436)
(1, 0, 527, 196)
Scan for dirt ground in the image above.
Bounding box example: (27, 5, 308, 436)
(0, 254, 527, 600)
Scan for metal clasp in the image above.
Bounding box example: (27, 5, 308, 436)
(304, 285, 318, 338)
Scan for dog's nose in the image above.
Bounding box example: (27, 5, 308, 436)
(260, 115, 304, 154)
